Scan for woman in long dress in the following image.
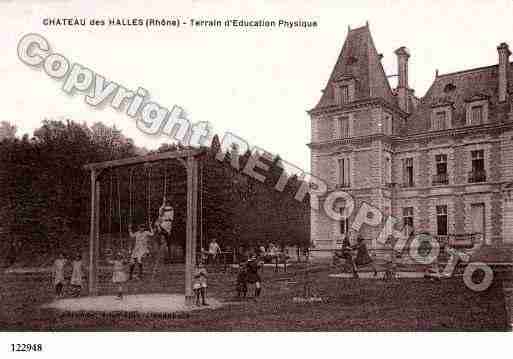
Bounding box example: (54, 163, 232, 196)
(246, 255, 262, 297)
(53, 253, 67, 298)
(354, 236, 378, 278)
(70, 253, 83, 297)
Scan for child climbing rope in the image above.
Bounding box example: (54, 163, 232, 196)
(128, 222, 154, 280)
(155, 197, 174, 262)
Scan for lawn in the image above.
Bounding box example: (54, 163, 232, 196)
(0, 263, 510, 331)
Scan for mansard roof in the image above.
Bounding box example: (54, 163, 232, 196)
(313, 24, 397, 111)
(403, 62, 513, 134)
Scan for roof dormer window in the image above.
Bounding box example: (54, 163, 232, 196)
(470, 105, 483, 125)
(465, 95, 489, 126)
(432, 110, 450, 130)
(333, 75, 355, 105)
(430, 102, 453, 131)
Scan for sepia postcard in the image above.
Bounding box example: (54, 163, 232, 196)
(1, 0, 512, 357)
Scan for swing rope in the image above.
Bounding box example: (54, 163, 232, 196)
(163, 165, 167, 199)
(116, 169, 122, 252)
(200, 160, 204, 252)
(108, 171, 114, 255)
(146, 165, 152, 227)
(128, 168, 134, 228)
(152, 162, 173, 282)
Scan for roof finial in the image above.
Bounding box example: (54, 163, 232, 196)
(348, 25, 351, 32)
(366, 20, 369, 28)
(435, 69, 439, 78)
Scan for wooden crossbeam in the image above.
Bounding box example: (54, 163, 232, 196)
(83, 149, 205, 171)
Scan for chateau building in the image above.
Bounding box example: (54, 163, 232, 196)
(308, 23, 513, 251)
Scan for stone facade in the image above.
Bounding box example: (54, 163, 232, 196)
(308, 24, 513, 251)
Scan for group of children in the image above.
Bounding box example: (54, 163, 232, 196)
(52, 220, 158, 300)
(105, 197, 174, 299)
(52, 196, 266, 303)
(333, 232, 401, 279)
(107, 198, 175, 300)
(109, 222, 157, 299)
(235, 255, 262, 299)
(333, 234, 378, 279)
(53, 253, 84, 298)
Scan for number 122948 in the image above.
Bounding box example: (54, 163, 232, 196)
(10, 344, 43, 352)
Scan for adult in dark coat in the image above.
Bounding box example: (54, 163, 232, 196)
(236, 264, 248, 298)
(342, 235, 358, 277)
(354, 236, 378, 277)
(245, 256, 262, 297)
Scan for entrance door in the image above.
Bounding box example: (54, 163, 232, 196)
(471, 203, 486, 244)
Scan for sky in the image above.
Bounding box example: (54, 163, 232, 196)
(1, 0, 512, 169)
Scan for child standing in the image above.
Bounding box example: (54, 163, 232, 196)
(70, 253, 84, 297)
(236, 263, 248, 299)
(109, 252, 128, 300)
(246, 255, 262, 297)
(207, 238, 221, 266)
(193, 263, 208, 306)
(53, 253, 67, 298)
(128, 223, 154, 280)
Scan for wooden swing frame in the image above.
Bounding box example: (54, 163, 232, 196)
(84, 148, 205, 305)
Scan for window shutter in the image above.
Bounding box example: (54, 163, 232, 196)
(338, 159, 343, 185)
(402, 159, 407, 185)
(347, 158, 351, 186)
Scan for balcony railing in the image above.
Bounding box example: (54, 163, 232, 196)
(468, 170, 487, 183)
(432, 173, 449, 185)
(336, 182, 351, 189)
(401, 181, 415, 188)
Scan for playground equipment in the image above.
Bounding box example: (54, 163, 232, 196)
(84, 149, 206, 305)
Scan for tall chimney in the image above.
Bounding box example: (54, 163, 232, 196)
(395, 46, 410, 112)
(497, 42, 510, 103)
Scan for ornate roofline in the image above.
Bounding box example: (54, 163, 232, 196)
(307, 133, 392, 150)
(307, 97, 407, 118)
(308, 122, 513, 150)
(394, 122, 513, 143)
(435, 61, 513, 80)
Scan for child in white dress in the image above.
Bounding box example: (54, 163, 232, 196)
(109, 253, 128, 299)
(70, 253, 83, 297)
(193, 263, 208, 306)
(128, 223, 154, 280)
(53, 253, 67, 298)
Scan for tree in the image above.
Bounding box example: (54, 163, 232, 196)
(0, 121, 17, 140)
